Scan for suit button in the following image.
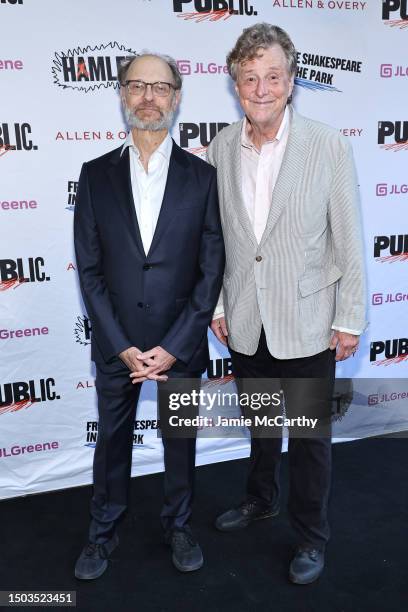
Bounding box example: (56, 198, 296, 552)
(143, 264, 151, 271)
(137, 302, 143, 308)
(255, 255, 263, 262)
(145, 304, 151, 309)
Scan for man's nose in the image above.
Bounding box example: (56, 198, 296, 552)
(254, 79, 268, 97)
(143, 83, 154, 101)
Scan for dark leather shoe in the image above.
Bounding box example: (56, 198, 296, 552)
(166, 526, 203, 572)
(289, 546, 325, 584)
(215, 499, 279, 532)
(74, 532, 119, 580)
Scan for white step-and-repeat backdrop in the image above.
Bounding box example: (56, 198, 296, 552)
(1, 0, 407, 500)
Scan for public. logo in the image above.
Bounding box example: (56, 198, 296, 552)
(0, 122, 37, 156)
(382, 0, 408, 29)
(207, 357, 233, 380)
(173, 0, 258, 22)
(0, 378, 60, 415)
(374, 234, 408, 262)
(74, 315, 92, 346)
(370, 338, 408, 365)
(179, 122, 229, 157)
(0, 0, 24, 5)
(295, 51, 362, 93)
(378, 121, 408, 151)
(0, 257, 50, 291)
(52, 42, 137, 93)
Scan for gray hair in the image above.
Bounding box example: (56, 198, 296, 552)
(227, 23, 297, 81)
(118, 52, 183, 90)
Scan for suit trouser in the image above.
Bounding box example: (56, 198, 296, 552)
(89, 358, 201, 544)
(229, 328, 335, 550)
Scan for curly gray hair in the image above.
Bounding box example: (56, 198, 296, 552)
(227, 23, 297, 81)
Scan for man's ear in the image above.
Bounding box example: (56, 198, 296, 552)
(173, 89, 181, 110)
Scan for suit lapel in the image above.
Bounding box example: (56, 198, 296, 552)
(107, 146, 145, 257)
(259, 110, 310, 250)
(226, 122, 257, 249)
(147, 141, 189, 257)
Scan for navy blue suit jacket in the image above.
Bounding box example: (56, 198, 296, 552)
(74, 140, 225, 373)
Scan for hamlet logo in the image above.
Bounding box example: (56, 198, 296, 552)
(382, 0, 408, 29)
(370, 338, 408, 366)
(172, 0, 258, 22)
(0, 122, 38, 157)
(66, 180, 78, 211)
(52, 42, 138, 93)
(179, 122, 229, 157)
(0, 257, 50, 291)
(0, 378, 60, 415)
(378, 121, 408, 151)
(84, 420, 159, 448)
(295, 51, 362, 93)
(374, 234, 408, 263)
(74, 315, 92, 346)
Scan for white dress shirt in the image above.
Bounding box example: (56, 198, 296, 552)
(121, 131, 173, 255)
(213, 108, 360, 336)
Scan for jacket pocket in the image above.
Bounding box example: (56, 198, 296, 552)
(298, 264, 343, 297)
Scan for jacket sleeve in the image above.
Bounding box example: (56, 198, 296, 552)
(329, 138, 367, 334)
(159, 171, 225, 364)
(74, 163, 132, 362)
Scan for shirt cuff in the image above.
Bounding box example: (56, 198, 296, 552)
(331, 325, 361, 336)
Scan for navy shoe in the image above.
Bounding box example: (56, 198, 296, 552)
(289, 546, 325, 584)
(166, 526, 203, 572)
(215, 499, 279, 532)
(74, 532, 119, 580)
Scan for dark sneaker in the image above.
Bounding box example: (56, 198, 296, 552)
(74, 532, 119, 580)
(289, 546, 325, 585)
(167, 526, 203, 572)
(215, 499, 279, 532)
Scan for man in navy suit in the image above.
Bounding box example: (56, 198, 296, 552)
(73, 52, 224, 579)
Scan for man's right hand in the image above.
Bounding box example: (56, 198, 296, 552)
(118, 346, 149, 383)
(210, 317, 228, 346)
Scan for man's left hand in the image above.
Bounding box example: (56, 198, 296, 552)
(329, 331, 359, 361)
(130, 346, 176, 383)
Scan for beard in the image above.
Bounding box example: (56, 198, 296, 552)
(122, 99, 175, 131)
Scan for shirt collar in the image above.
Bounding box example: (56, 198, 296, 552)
(241, 105, 290, 150)
(120, 131, 173, 161)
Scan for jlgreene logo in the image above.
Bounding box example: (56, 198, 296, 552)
(173, 0, 258, 22)
(382, 0, 408, 29)
(52, 42, 137, 93)
(74, 315, 92, 346)
(0, 257, 50, 291)
(0, 378, 60, 415)
(370, 338, 408, 365)
(179, 122, 229, 157)
(372, 292, 408, 305)
(378, 121, 408, 151)
(374, 234, 408, 262)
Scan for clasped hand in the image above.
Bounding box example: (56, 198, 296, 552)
(118, 346, 176, 383)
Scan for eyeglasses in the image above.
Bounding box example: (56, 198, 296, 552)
(122, 80, 176, 97)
